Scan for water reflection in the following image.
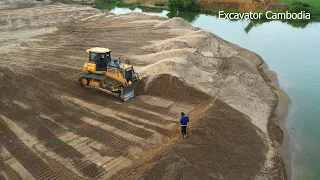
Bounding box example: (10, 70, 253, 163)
(100, 4, 317, 32)
(166, 11, 200, 23)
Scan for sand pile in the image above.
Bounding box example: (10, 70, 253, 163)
(0, 0, 38, 10)
(0, 5, 286, 179)
(154, 17, 197, 30)
(125, 16, 284, 179)
(136, 74, 211, 104)
(0, 3, 100, 53)
(142, 40, 193, 52)
(126, 12, 167, 20)
(138, 100, 268, 180)
(133, 19, 276, 135)
(141, 30, 220, 53)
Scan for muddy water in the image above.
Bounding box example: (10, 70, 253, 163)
(110, 7, 320, 180)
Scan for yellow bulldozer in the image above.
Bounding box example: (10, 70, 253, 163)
(79, 47, 142, 101)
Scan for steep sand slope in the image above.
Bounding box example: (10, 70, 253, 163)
(112, 14, 286, 180)
(0, 2, 286, 180)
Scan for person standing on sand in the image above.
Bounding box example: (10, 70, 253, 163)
(180, 112, 189, 139)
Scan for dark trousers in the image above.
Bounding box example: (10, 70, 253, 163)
(181, 126, 187, 135)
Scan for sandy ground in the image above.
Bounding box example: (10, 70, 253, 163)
(0, 1, 287, 179)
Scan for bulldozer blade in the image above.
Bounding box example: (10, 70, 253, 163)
(121, 81, 139, 101)
(95, 86, 121, 98)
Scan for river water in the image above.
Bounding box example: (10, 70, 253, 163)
(110, 7, 320, 180)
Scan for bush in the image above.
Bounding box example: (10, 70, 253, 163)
(168, 0, 202, 12)
(292, 1, 310, 8)
(168, 0, 184, 11)
(290, 1, 311, 13)
(182, 0, 201, 12)
(115, 0, 126, 6)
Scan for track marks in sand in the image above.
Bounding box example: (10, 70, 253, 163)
(0, 116, 61, 180)
(61, 95, 177, 130)
(0, 114, 134, 179)
(0, 92, 195, 179)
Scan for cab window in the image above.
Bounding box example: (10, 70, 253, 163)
(107, 68, 118, 74)
(89, 52, 97, 62)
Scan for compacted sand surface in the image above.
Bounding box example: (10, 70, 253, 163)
(0, 1, 286, 179)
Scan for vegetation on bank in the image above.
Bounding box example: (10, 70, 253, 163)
(167, 0, 201, 12)
(95, 0, 163, 10)
(279, 0, 320, 14)
(95, 0, 202, 12)
(36, 0, 73, 3)
(42, 0, 318, 30)
(37, 0, 320, 19)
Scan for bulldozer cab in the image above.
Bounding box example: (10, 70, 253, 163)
(86, 47, 111, 71)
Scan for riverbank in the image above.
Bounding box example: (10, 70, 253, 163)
(109, 6, 320, 179)
(258, 55, 291, 179)
(106, 13, 290, 179)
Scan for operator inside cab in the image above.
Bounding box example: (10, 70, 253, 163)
(88, 52, 111, 71)
(86, 47, 112, 72)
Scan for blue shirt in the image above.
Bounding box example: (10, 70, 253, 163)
(180, 116, 189, 126)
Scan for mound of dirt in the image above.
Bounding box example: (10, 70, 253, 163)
(136, 74, 212, 105)
(0, 0, 38, 10)
(126, 12, 167, 20)
(112, 100, 268, 180)
(141, 30, 220, 53)
(154, 17, 196, 30)
(142, 40, 193, 53)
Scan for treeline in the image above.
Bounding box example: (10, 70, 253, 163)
(290, 2, 311, 13)
(168, 0, 201, 12)
(36, 0, 73, 3)
(96, 0, 202, 12)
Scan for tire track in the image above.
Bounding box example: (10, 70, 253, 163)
(3, 163, 23, 180)
(42, 113, 137, 158)
(0, 112, 106, 179)
(129, 97, 180, 119)
(0, 121, 61, 180)
(76, 110, 154, 140)
(60, 95, 174, 129)
(118, 115, 171, 136)
(63, 89, 171, 126)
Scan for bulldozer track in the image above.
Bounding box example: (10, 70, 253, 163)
(79, 73, 123, 88)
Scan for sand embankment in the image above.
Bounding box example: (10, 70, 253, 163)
(0, 1, 287, 179)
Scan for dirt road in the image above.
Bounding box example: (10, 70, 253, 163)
(0, 1, 285, 180)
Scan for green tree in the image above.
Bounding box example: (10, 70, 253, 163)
(168, 0, 184, 12)
(182, 0, 201, 12)
(290, 1, 311, 13)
